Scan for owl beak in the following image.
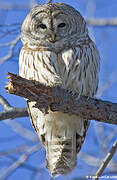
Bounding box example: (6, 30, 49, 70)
(50, 33, 56, 43)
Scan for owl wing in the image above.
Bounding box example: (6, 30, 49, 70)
(60, 43, 100, 97)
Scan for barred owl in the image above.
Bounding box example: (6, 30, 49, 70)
(19, 3, 100, 176)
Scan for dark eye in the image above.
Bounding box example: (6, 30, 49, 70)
(38, 24, 47, 29)
(58, 23, 66, 28)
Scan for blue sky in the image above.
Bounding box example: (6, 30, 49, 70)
(0, 0, 117, 180)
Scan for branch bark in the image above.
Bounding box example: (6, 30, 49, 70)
(5, 72, 117, 125)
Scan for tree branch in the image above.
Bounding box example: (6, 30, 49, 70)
(0, 94, 28, 121)
(94, 140, 117, 180)
(0, 94, 12, 111)
(0, 108, 28, 121)
(86, 18, 117, 26)
(5, 72, 117, 125)
(0, 36, 20, 64)
(0, 144, 40, 180)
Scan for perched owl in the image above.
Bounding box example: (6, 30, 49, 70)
(19, 3, 100, 176)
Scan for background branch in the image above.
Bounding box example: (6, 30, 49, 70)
(0, 144, 40, 180)
(0, 94, 28, 121)
(0, 94, 12, 111)
(0, 36, 20, 64)
(0, 107, 28, 121)
(86, 18, 117, 26)
(94, 140, 117, 180)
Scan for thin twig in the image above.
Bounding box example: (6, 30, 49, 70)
(86, 18, 117, 26)
(103, 130, 117, 152)
(0, 23, 20, 27)
(0, 144, 41, 180)
(93, 140, 117, 180)
(7, 155, 42, 173)
(0, 144, 29, 156)
(0, 35, 20, 64)
(96, 70, 117, 98)
(0, 94, 12, 111)
(4, 120, 38, 142)
(0, 2, 31, 10)
(0, 38, 20, 47)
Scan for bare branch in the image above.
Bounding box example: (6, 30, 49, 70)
(86, 18, 117, 26)
(96, 70, 117, 98)
(7, 155, 42, 174)
(5, 72, 117, 125)
(0, 144, 41, 180)
(0, 94, 28, 121)
(0, 2, 31, 10)
(4, 120, 38, 142)
(0, 144, 29, 156)
(102, 128, 117, 152)
(0, 36, 20, 64)
(0, 94, 12, 110)
(0, 23, 20, 27)
(0, 107, 28, 121)
(94, 140, 117, 180)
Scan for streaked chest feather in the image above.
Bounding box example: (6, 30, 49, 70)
(19, 45, 99, 97)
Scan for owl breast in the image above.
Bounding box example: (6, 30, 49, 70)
(19, 45, 98, 95)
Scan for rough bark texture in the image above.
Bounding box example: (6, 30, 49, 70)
(6, 72, 117, 125)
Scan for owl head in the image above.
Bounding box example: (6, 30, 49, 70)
(21, 3, 87, 47)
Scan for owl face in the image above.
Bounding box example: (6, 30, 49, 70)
(21, 3, 86, 45)
(30, 10, 71, 42)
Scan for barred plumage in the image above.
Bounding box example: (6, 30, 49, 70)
(19, 3, 100, 176)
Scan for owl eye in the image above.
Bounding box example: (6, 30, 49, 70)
(58, 23, 66, 28)
(38, 24, 47, 29)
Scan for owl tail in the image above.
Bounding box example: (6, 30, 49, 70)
(46, 133, 77, 176)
